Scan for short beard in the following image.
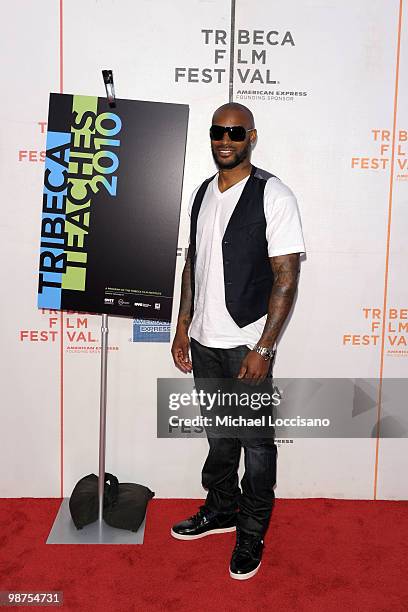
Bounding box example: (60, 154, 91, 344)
(211, 140, 251, 170)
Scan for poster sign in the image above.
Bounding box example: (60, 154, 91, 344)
(38, 93, 188, 321)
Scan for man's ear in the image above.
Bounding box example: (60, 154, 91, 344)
(250, 129, 258, 146)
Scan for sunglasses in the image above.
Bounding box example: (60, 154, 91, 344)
(209, 124, 255, 142)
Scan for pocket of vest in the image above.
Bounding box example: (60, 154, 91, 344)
(233, 220, 265, 232)
(247, 224, 267, 244)
(232, 223, 267, 251)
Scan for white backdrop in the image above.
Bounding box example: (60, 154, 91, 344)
(0, 0, 406, 500)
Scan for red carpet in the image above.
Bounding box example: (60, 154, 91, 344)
(1, 498, 408, 611)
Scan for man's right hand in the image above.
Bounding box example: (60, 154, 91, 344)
(171, 329, 193, 373)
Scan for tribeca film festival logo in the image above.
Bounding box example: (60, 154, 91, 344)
(351, 129, 408, 180)
(18, 122, 47, 163)
(343, 307, 408, 357)
(174, 28, 307, 102)
(19, 310, 119, 354)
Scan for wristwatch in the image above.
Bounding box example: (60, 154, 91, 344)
(252, 344, 275, 361)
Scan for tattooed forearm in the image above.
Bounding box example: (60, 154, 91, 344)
(257, 253, 300, 347)
(177, 248, 193, 331)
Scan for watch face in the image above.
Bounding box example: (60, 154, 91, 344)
(254, 346, 273, 360)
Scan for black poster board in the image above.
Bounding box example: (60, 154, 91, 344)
(38, 93, 189, 321)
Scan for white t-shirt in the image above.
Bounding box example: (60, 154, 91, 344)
(188, 171, 305, 349)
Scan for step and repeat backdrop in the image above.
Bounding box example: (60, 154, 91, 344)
(1, 0, 407, 499)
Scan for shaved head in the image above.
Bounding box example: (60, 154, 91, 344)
(212, 103, 255, 129)
(210, 103, 257, 170)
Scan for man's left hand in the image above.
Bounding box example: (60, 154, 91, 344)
(237, 351, 271, 385)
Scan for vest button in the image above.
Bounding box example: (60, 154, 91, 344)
(223, 240, 229, 245)
(225, 260, 230, 265)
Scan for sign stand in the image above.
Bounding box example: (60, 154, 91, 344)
(47, 73, 146, 545)
(47, 312, 145, 544)
(97, 313, 109, 523)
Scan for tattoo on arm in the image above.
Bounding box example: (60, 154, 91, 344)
(258, 253, 300, 347)
(177, 247, 193, 331)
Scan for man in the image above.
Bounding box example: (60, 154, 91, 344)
(170, 102, 305, 580)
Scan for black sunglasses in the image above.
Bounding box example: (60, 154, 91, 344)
(209, 124, 255, 142)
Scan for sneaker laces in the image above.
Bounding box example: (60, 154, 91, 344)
(234, 530, 263, 558)
(190, 505, 213, 525)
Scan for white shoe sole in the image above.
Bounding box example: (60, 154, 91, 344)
(229, 561, 261, 580)
(170, 526, 236, 540)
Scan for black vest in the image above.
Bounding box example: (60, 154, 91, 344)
(190, 165, 276, 328)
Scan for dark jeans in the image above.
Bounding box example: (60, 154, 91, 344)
(190, 337, 277, 538)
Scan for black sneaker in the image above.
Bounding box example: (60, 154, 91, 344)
(229, 529, 264, 580)
(171, 506, 236, 540)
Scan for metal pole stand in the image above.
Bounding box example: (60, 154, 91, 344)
(97, 313, 109, 524)
(46, 314, 145, 544)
